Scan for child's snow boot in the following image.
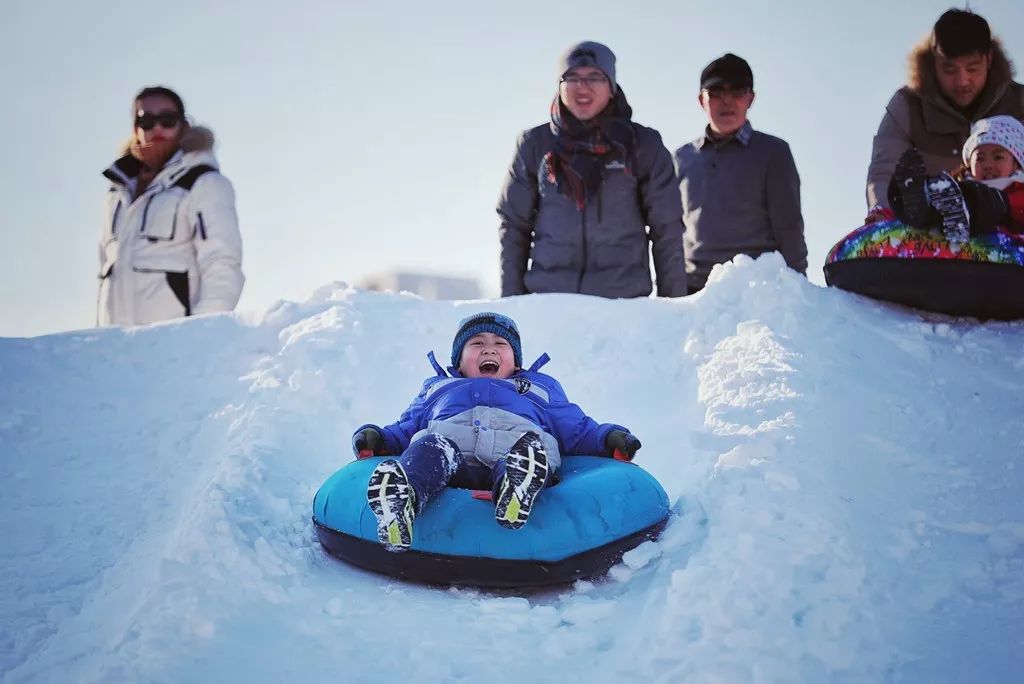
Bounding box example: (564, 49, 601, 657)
(366, 460, 417, 550)
(889, 148, 933, 228)
(925, 173, 971, 244)
(495, 432, 549, 530)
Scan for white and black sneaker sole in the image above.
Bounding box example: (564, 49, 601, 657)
(366, 460, 416, 550)
(926, 173, 971, 245)
(495, 433, 549, 530)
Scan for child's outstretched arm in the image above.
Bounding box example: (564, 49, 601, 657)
(551, 405, 639, 457)
(352, 379, 435, 456)
(544, 392, 629, 456)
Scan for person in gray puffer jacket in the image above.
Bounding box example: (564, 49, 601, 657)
(497, 41, 687, 299)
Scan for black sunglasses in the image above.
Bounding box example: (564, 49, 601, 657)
(135, 111, 182, 131)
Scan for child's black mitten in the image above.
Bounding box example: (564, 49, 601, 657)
(352, 427, 384, 457)
(605, 430, 642, 461)
(960, 180, 1010, 234)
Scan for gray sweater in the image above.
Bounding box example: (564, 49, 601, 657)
(673, 122, 807, 291)
(498, 123, 687, 298)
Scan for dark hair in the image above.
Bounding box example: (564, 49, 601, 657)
(931, 8, 991, 58)
(132, 86, 186, 118)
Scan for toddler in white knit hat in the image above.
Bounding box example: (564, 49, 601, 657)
(890, 116, 1024, 237)
(961, 115, 1024, 190)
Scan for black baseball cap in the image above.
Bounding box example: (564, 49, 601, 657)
(700, 53, 754, 91)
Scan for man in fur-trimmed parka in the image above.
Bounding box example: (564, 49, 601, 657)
(865, 8, 1024, 214)
(99, 88, 243, 327)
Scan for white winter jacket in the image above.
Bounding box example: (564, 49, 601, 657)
(98, 131, 244, 326)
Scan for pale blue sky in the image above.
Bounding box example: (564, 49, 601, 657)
(2, 0, 1022, 337)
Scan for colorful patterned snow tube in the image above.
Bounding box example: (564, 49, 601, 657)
(824, 219, 1024, 320)
(312, 455, 670, 588)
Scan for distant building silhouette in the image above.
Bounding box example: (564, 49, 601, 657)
(360, 271, 482, 300)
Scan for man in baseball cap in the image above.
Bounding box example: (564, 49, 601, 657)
(672, 53, 807, 293)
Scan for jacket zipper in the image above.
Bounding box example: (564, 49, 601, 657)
(110, 200, 122, 237)
(577, 173, 607, 292)
(577, 206, 588, 293)
(138, 194, 154, 234)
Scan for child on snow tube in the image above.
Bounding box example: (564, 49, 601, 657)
(351, 312, 643, 551)
(886, 115, 1024, 242)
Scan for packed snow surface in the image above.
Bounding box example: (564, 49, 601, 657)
(2, 255, 1022, 683)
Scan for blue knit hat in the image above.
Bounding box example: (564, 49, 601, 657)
(451, 312, 522, 369)
(559, 41, 617, 94)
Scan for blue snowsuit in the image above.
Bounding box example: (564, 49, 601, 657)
(357, 352, 627, 509)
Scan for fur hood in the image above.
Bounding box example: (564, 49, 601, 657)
(117, 125, 215, 156)
(907, 36, 1016, 97)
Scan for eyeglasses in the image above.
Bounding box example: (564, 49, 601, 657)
(135, 111, 182, 130)
(560, 74, 609, 88)
(702, 87, 752, 100)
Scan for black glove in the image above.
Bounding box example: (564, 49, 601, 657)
(352, 427, 384, 457)
(605, 430, 641, 461)
(960, 180, 1010, 234)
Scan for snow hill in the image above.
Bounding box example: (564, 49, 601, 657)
(2, 254, 1022, 683)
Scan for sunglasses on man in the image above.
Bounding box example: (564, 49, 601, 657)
(135, 111, 183, 131)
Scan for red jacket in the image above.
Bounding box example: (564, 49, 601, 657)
(1005, 181, 1024, 227)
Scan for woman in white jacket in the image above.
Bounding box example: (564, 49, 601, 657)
(98, 86, 244, 326)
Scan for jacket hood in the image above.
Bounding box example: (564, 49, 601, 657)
(907, 36, 1015, 97)
(105, 126, 218, 187)
(116, 125, 216, 157)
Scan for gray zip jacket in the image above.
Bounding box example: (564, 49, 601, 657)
(498, 123, 687, 298)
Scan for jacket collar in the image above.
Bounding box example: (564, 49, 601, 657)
(102, 125, 219, 189)
(103, 148, 218, 191)
(696, 120, 753, 149)
(974, 169, 1024, 191)
(916, 79, 1013, 134)
(428, 351, 550, 377)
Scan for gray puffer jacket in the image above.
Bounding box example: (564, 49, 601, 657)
(497, 123, 687, 298)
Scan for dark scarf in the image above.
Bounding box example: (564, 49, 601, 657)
(545, 87, 636, 211)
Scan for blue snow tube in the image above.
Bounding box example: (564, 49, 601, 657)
(312, 455, 671, 588)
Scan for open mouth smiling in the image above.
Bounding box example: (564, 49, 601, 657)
(478, 360, 500, 375)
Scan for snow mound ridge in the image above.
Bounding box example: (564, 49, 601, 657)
(2, 256, 1022, 683)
